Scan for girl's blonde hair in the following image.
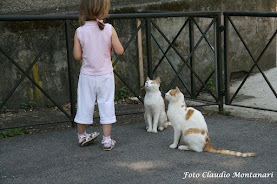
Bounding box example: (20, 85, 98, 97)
(79, 0, 110, 30)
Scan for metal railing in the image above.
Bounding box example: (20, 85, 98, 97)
(0, 11, 223, 130)
(142, 11, 223, 109)
(1, 11, 276, 130)
(224, 11, 277, 112)
(0, 18, 76, 130)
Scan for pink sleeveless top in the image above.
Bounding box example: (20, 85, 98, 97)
(77, 21, 113, 76)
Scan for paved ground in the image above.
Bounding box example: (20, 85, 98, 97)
(1, 113, 277, 184)
(200, 67, 277, 123)
(1, 68, 276, 184)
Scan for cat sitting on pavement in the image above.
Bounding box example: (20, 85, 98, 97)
(143, 77, 170, 133)
(165, 87, 256, 157)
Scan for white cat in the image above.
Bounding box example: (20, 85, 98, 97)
(143, 77, 170, 133)
(165, 87, 256, 157)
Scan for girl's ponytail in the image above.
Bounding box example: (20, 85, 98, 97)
(96, 19, 105, 30)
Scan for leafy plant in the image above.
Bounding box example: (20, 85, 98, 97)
(119, 87, 131, 99)
(20, 102, 28, 110)
(46, 100, 54, 108)
(0, 100, 7, 112)
(115, 87, 131, 100)
(28, 101, 36, 109)
(0, 128, 28, 139)
(20, 101, 37, 110)
(206, 63, 216, 93)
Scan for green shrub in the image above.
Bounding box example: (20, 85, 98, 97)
(20, 101, 37, 110)
(115, 87, 131, 100)
(0, 100, 7, 112)
(0, 128, 28, 139)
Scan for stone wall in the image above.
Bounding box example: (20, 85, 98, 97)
(0, 0, 276, 109)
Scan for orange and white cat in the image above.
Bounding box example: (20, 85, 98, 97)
(143, 77, 170, 133)
(165, 87, 256, 157)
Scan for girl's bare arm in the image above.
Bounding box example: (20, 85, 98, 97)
(111, 26, 124, 55)
(73, 31, 82, 60)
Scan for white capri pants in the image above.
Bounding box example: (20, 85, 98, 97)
(74, 72, 116, 125)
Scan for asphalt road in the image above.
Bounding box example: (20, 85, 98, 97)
(1, 114, 276, 184)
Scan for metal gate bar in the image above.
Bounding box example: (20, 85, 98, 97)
(0, 46, 73, 120)
(224, 12, 277, 112)
(0, 21, 65, 108)
(152, 18, 219, 100)
(152, 18, 191, 95)
(0, 11, 225, 130)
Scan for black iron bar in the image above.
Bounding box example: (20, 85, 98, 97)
(228, 17, 277, 103)
(65, 20, 76, 127)
(224, 11, 277, 17)
(145, 18, 153, 79)
(196, 70, 215, 97)
(109, 11, 221, 19)
(152, 18, 218, 101)
(228, 104, 277, 113)
(192, 17, 215, 51)
(215, 14, 223, 112)
(224, 15, 230, 105)
(112, 19, 146, 67)
(151, 33, 192, 96)
(0, 47, 73, 121)
(189, 18, 195, 98)
(0, 14, 79, 21)
(152, 18, 189, 74)
(113, 70, 144, 104)
(0, 11, 221, 21)
(69, 21, 78, 30)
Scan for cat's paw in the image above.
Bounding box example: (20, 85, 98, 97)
(147, 128, 152, 132)
(169, 144, 177, 149)
(152, 129, 158, 133)
(158, 127, 164, 131)
(178, 145, 190, 150)
(164, 121, 171, 128)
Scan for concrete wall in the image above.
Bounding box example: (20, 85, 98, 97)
(0, 0, 276, 109)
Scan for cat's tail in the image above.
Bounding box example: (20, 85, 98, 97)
(204, 143, 256, 157)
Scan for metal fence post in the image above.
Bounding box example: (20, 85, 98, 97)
(189, 17, 195, 98)
(145, 18, 153, 79)
(224, 15, 230, 105)
(65, 20, 76, 127)
(216, 14, 224, 112)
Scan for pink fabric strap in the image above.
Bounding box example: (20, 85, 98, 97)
(96, 19, 104, 23)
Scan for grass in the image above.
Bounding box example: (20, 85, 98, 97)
(0, 128, 28, 139)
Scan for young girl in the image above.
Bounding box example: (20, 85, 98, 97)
(73, 0, 124, 150)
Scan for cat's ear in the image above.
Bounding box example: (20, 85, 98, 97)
(156, 77, 161, 84)
(146, 77, 150, 81)
(175, 86, 180, 93)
